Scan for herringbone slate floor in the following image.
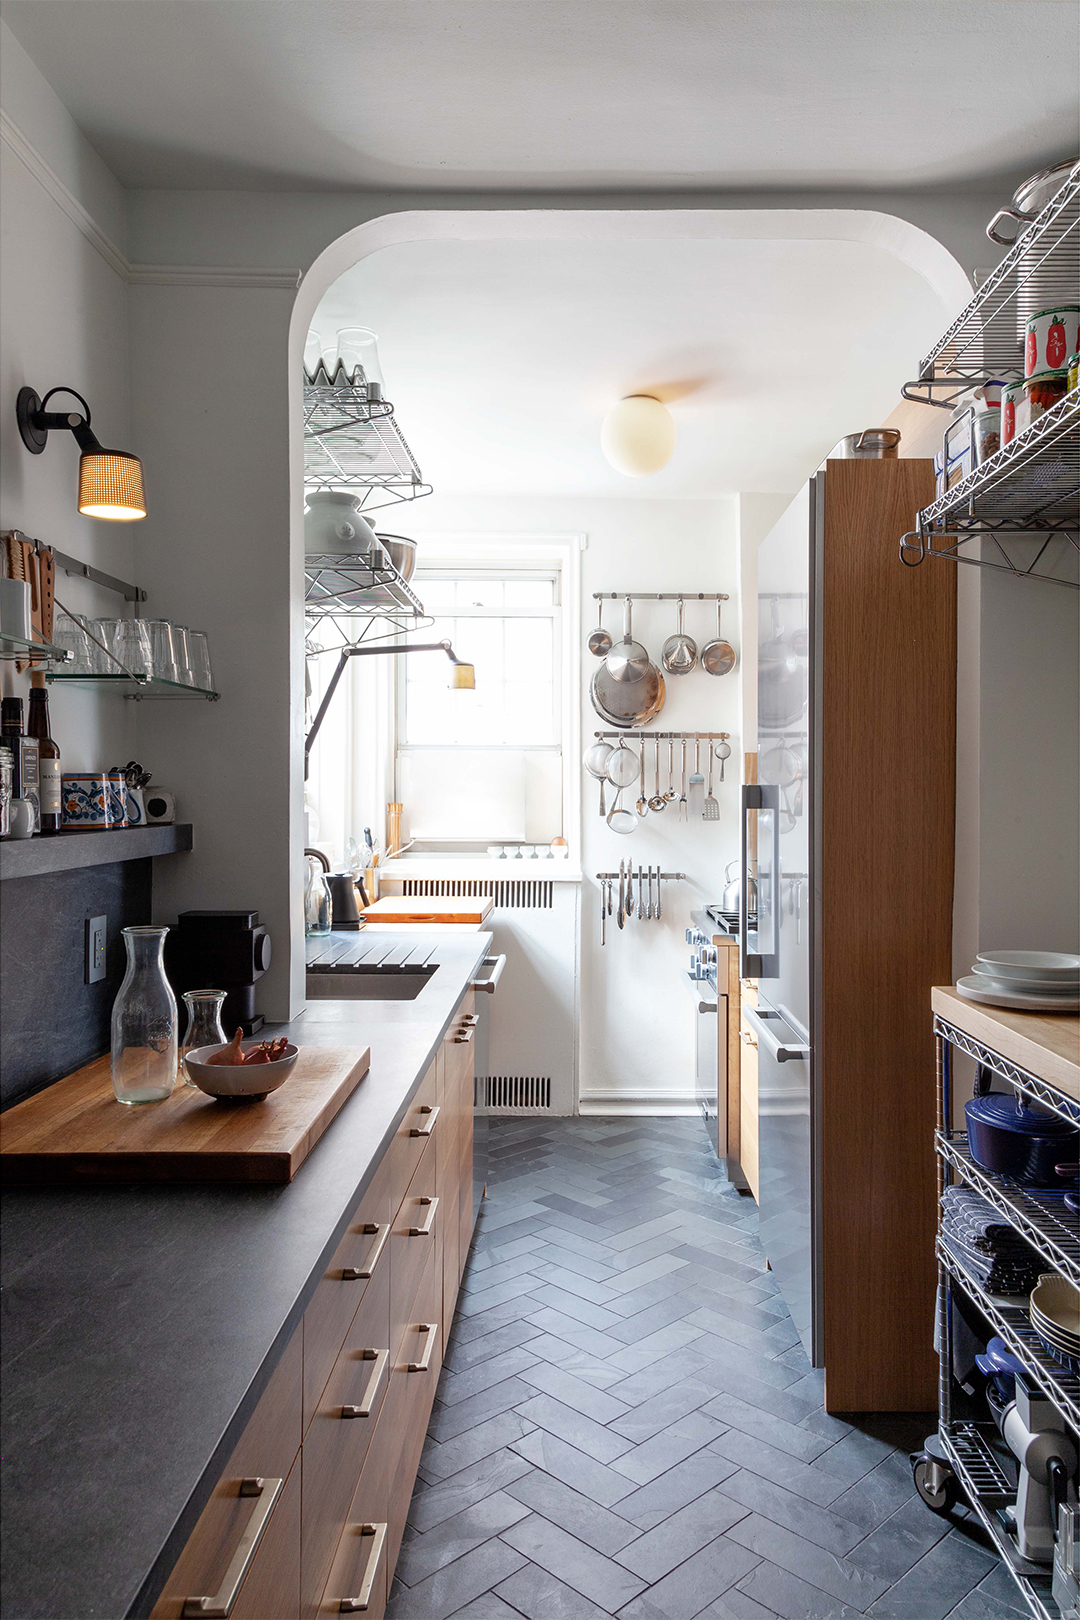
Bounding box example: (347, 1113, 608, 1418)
(386, 1118, 1017, 1620)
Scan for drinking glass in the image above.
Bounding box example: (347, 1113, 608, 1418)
(111, 926, 177, 1104)
(145, 620, 179, 683)
(90, 618, 120, 674)
(172, 625, 194, 686)
(112, 618, 153, 678)
(52, 611, 95, 672)
(181, 989, 228, 1086)
(187, 631, 213, 693)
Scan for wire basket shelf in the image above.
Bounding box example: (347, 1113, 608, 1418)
(905, 166, 1080, 408)
(304, 552, 424, 622)
(938, 1133, 1080, 1284)
(304, 380, 431, 511)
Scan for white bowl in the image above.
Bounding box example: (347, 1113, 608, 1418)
(184, 1042, 299, 1101)
(976, 951, 1080, 984)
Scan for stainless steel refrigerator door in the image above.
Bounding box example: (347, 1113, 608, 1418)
(744, 1001, 815, 1361)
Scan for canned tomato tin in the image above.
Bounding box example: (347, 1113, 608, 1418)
(1024, 305, 1079, 377)
(1069, 352, 1079, 392)
(1017, 369, 1069, 435)
(1001, 377, 1024, 445)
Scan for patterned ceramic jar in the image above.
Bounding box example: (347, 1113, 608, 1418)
(61, 773, 110, 830)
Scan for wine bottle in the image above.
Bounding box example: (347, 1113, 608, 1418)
(27, 683, 61, 835)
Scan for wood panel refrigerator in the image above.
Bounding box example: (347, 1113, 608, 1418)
(741, 458, 955, 1413)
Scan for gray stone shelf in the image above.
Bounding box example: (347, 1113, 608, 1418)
(0, 823, 193, 881)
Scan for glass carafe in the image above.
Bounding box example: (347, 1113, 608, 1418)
(111, 926, 178, 1104)
(305, 854, 332, 936)
(180, 988, 228, 1085)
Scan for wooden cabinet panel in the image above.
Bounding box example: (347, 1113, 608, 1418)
(390, 1057, 441, 1199)
(738, 1012, 759, 1202)
(303, 1153, 393, 1431)
(230, 1459, 301, 1620)
(385, 1244, 443, 1578)
(301, 1248, 391, 1616)
(390, 1137, 440, 1359)
(151, 1332, 302, 1618)
(315, 1452, 389, 1620)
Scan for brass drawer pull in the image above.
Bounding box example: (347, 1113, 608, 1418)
(409, 1104, 439, 1137)
(340, 1347, 388, 1419)
(181, 1476, 283, 1618)
(453, 1026, 475, 1043)
(338, 1521, 388, 1612)
(408, 1323, 438, 1373)
(408, 1195, 438, 1237)
(741, 1031, 757, 1048)
(460, 1013, 480, 1026)
(341, 1222, 388, 1281)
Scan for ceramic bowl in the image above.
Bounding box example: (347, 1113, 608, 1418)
(184, 1042, 299, 1101)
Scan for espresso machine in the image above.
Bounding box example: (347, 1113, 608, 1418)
(166, 910, 272, 1035)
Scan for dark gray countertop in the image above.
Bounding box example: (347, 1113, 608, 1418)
(0, 932, 491, 1620)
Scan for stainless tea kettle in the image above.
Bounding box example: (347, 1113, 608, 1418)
(722, 860, 757, 916)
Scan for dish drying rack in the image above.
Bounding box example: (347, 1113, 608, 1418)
(897, 164, 1079, 590)
(921, 1013, 1079, 1619)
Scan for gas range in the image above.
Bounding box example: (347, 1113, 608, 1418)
(687, 906, 756, 990)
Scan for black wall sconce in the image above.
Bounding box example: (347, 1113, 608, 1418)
(16, 386, 147, 521)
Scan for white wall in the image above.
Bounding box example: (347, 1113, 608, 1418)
(394, 493, 740, 1108)
(0, 22, 136, 772)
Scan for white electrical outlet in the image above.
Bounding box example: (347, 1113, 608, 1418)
(86, 915, 107, 984)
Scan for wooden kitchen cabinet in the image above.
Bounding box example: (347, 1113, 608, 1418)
(739, 998, 760, 1203)
(151, 982, 477, 1620)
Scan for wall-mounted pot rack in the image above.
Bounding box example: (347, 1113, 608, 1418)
(901, 165, 1079, 410)
(592, 730, 730, 742)
(592, 592, 729, 602)
(596, 869, 685, 881)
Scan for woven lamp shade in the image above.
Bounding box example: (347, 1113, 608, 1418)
(78, 450, 146, 520)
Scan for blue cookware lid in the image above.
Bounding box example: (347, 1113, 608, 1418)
(965, 1094, 1077, 1136)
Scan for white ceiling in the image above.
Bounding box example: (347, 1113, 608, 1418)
(5, 1, 1078, 192)
(309, 227, 955, 497)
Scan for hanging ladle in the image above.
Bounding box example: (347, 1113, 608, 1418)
(701, 599, 737, 677)
(648, 737, 666, 812)
(636, 742, 649, 817)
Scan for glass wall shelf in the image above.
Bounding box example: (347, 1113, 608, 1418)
(45, 673, 219, 701)
(0, 630, 72, 662)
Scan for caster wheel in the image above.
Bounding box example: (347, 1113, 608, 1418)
(911, 1450, 960, 1515)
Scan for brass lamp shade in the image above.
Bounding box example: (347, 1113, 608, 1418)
(449, 661, 476, 690)
(78, 450, 147, 521)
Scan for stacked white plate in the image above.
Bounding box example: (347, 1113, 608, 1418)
(1030, 1274, 1080, 1373)
(957, 951, 1080, 1012)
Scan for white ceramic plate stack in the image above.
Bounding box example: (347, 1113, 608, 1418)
(1029, 1273, 1080, 1374)
(956, 951, 1080, 1013)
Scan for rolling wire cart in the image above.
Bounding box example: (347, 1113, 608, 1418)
(913, 1014, 1080, 1619)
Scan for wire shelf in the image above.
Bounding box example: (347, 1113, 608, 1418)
(905, 166, 1080, 407)
(304, 552, 424, 621)
(939, 1242, 1080, 1433)
(938, 1426, 1058, 1620)
(935, 1018, 1080, 1128)
(938, 1133, 1080, 1284)
(304, 381, 431, 511)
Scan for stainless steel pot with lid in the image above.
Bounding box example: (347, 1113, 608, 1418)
(831, 429, 901, 459)
(987, 159, 1079, 245)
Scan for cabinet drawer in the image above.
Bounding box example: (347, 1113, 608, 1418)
(301, 1250, 391, 1616)
(303, 1154, 393, 1431)
(386, 1245, 443, 1581)
(315, 1448, 389, 1620)
(390, 1056, 441, 1199)
(390, 1136, 439, 1356)
(151, 1333, 302, 1618)
(739, 1012, 760, 1202)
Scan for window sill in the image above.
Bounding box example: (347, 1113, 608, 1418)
(380, 854, 582, 882)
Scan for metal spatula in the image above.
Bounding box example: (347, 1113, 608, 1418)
(688, 738, 705, 816)
(703, 748, 720, 820)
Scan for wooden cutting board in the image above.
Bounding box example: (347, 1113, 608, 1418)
(361, 895, 493, 925)
(0, 1045, 370, 1185)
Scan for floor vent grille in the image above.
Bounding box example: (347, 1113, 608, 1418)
(401, 878, 553, 910)
(483, 1075, 552, 1112)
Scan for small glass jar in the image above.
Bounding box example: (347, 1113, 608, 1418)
(305, 855, 332, 937)
(0, 744, 13, 838)
(180, 989, 228, 1085)
(111, 926, 178, 1104)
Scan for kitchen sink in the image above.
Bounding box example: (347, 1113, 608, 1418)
(306, 964, 437, 1001)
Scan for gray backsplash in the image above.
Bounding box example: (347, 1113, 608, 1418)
(1, 859, 153, 1108)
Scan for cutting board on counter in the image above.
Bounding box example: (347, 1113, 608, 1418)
(0, 1044, 370, 1185)
(361, 895, 494, 925)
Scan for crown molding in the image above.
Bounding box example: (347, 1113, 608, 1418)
(0, 107, 129, 281)
(1, 110, 300, 291)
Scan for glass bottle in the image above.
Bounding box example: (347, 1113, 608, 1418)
(27, 686, 61, 834)
(111, 926, 178, 1104)
(180, 988, 228, 1086)
(305, 853, 332, 936)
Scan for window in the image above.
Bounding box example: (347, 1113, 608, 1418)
(397, 563, 565, 846)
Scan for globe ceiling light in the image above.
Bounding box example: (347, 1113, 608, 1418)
(600, 395, 676, 477)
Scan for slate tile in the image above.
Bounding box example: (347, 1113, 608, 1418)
(611, 1410, 728, 1485)
(689, 1336, 806, 1394)
(444, 1320, 541, 1372)
(828, 1450, 917, 1532)
(606, 1347, 712, 1405)
(715, 1468, 863, 1556)
(604, 1253, 690, 1294)
(697, 1590, 784, 1620)
(480, 1201, 552, 1230)
(844, 1492, 954, 1581)
(696, 1357, 822, 1420)
(606, 1232, 692, 1271)
(810, 1425, 897, 1487)
(456, 1277, 543, 1318)
(504, 1469, 641, 1555)
(708, 1429, 847, 1506)
(606, 1272, 700, 1319)
(386, 1538, 528, 1620)
(444, 1593, 527, 1620)
(604, 1212, 688, 1252)
(735, 1557, 867, 1620)
(408, 1448, 534, 1534)
(429, 1377, 537, 1442)
(702, 1392, 833, 1462)
(609, 1376, 716, 1442)
(493, 1563, 612, 1620)
(608, 1292, 709, 1345)
(615, 1488, 750, 1583)
(523, 1307, 625, 1359)
(500, 1513, 647, 1610)
(940, 1562, 1029, 1619)
(613, 1451, 740, 1531)
(529, 1243, 620, 1283)
(461, 1255, 543, 1294)
(616, 1537, 760, 1620)
(604, 1322, 708, 1374)
(863, 1527, 997, 1618)
(439, 1348, 541, 1405)
(529, 1264, 623, 1307)
(727, 1512, 890, 1607)
(523, 1336, 625, 1387)
(423, 1412, 537, 1481)
(518, 1359, 631, 1422)
(514, 1392, 634, 1463)
(527, 1283, 623, 1331)
(537, 1191, 615, 1214)
(509, 1426, 637, 1508)
(452, 1296, 545, 1344)
(397, 1491, 532, 1586)
(535, 1226, 618, 1263)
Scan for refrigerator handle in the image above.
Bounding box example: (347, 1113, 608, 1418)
(742, 1004, 810, 1064)
(740, 785, 758, 979)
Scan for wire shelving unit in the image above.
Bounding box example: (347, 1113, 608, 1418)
(303, 376, 432, 513)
